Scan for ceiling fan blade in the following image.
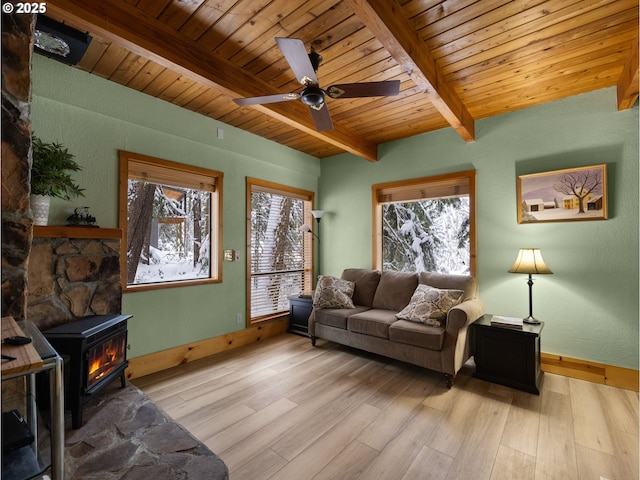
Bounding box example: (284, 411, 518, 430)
(233, 92, 300, 107)
(308, 102, 333, 132)
(276, 37, 319, 86)
(326, 80, 401, 99)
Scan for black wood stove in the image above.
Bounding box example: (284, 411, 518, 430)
(43, 314, 132, 429)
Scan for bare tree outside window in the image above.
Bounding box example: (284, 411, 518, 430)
(126, 182, 156, 284)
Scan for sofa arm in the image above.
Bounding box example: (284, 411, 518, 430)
(446, 298, 485, 333)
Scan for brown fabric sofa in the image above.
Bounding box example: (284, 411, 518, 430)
(309, 268, 485, 387)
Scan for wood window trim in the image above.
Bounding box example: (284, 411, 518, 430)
(246, 178, 315, 324)
(372, 169, 477, 276)
(119, 150, 223, 293)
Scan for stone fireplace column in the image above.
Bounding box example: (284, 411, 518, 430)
(2, 12, 35, 321)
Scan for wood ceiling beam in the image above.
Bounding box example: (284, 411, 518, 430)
(617, 34, 639, 110)
(45, 0, 379, 162)
(346, 0, 475, 142)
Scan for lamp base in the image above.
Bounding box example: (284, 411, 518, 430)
(523, 316, 541, 325)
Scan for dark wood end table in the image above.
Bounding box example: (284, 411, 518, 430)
(472, 314, 544, 394)
(287, 294, 313, 337)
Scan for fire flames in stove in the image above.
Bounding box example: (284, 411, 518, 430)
(87, 332, 127, 391)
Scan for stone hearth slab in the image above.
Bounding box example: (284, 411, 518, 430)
(63, 381, 228, 480)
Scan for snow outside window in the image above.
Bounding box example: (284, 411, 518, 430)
(373, 170, 476, 276)
(382, 197, 470, 274)
(119, 151, 223, 291)
(248, 179, 313, 323)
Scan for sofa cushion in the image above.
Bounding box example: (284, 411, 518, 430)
(313, 275, 356, 309)
(395, 285, 464, 326)
(419, 272, 477, 302)
(341, 269, 381, 307)
(314, 306, 372, 330)
(347, 309, 398, 339)
(372, 271, 418, 311)
(389, 320, 446, 350)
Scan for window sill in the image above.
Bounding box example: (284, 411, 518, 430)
(123, 277, 221, 293)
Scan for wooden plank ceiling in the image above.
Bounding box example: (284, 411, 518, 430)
(45, 0, 638, 162)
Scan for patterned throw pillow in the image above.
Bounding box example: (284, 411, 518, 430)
(395, 284, 464, 326)
(313, 275, 356, 309)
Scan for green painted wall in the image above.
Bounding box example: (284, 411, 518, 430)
(31, 55, 320, 358)
(319, 88, 639, 369)
(31, 54, 638, 370)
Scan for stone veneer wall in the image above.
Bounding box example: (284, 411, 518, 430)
(27, 235, 122, 331)
(1, 12, 34, 321)
(2, 13, 123, 333)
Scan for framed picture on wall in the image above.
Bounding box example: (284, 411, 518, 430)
(516, 164, 607, 224)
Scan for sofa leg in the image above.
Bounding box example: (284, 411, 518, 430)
(445, 374, 455, 389)
(311, 336, 316, 347)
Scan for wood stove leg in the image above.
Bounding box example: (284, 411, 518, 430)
(120, 372, 126, 388)
(72, 408, 83, 430)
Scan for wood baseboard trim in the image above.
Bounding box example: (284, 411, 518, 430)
(126, 327, 639, 392)
(541, 352, 639, 392)
(125, 318, 289, 380)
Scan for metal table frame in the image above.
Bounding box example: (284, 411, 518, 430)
(2, 321, 64, 480)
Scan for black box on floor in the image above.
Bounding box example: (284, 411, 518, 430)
(2, 410, 34, 453)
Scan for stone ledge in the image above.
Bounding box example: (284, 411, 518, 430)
(33, 226, 123, 239)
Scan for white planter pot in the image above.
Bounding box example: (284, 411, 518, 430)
(31, 194, 51, 226)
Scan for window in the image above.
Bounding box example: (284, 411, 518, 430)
(119, 151, 223, 291)
(247, 178, 314, 324)
(372, 170, 476, 276)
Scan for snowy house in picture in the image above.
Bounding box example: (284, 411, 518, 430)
(587, 195, 603, 211)
(522, 198, 545, 213)
(563, 192, 598, 210)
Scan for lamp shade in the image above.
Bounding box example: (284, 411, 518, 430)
(299, 224, 312, 233)
(508, 248, 553, 275)
(311, 210, 325, 220)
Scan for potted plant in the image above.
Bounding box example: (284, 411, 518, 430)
(31, 134, 85, 225)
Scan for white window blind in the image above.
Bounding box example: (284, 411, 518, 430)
(127, 155, 219, 192)
(248, 179, 313, 322)
(376, 176, 470, 204)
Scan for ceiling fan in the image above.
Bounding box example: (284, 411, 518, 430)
(233, 37, 401, 132)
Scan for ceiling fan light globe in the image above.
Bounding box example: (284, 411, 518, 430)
(301, 85, 325, 107)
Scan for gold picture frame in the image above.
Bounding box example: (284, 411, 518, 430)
(516, 164, 607, 224)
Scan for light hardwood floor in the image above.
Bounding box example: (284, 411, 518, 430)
(132, 334, 639, 480)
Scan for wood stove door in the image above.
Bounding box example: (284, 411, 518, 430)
(84, 330, 128, 394)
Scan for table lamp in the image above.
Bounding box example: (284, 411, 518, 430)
(508, 248, 553, 324)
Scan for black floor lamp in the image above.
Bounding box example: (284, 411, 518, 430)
(300, 210, 324, 288)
